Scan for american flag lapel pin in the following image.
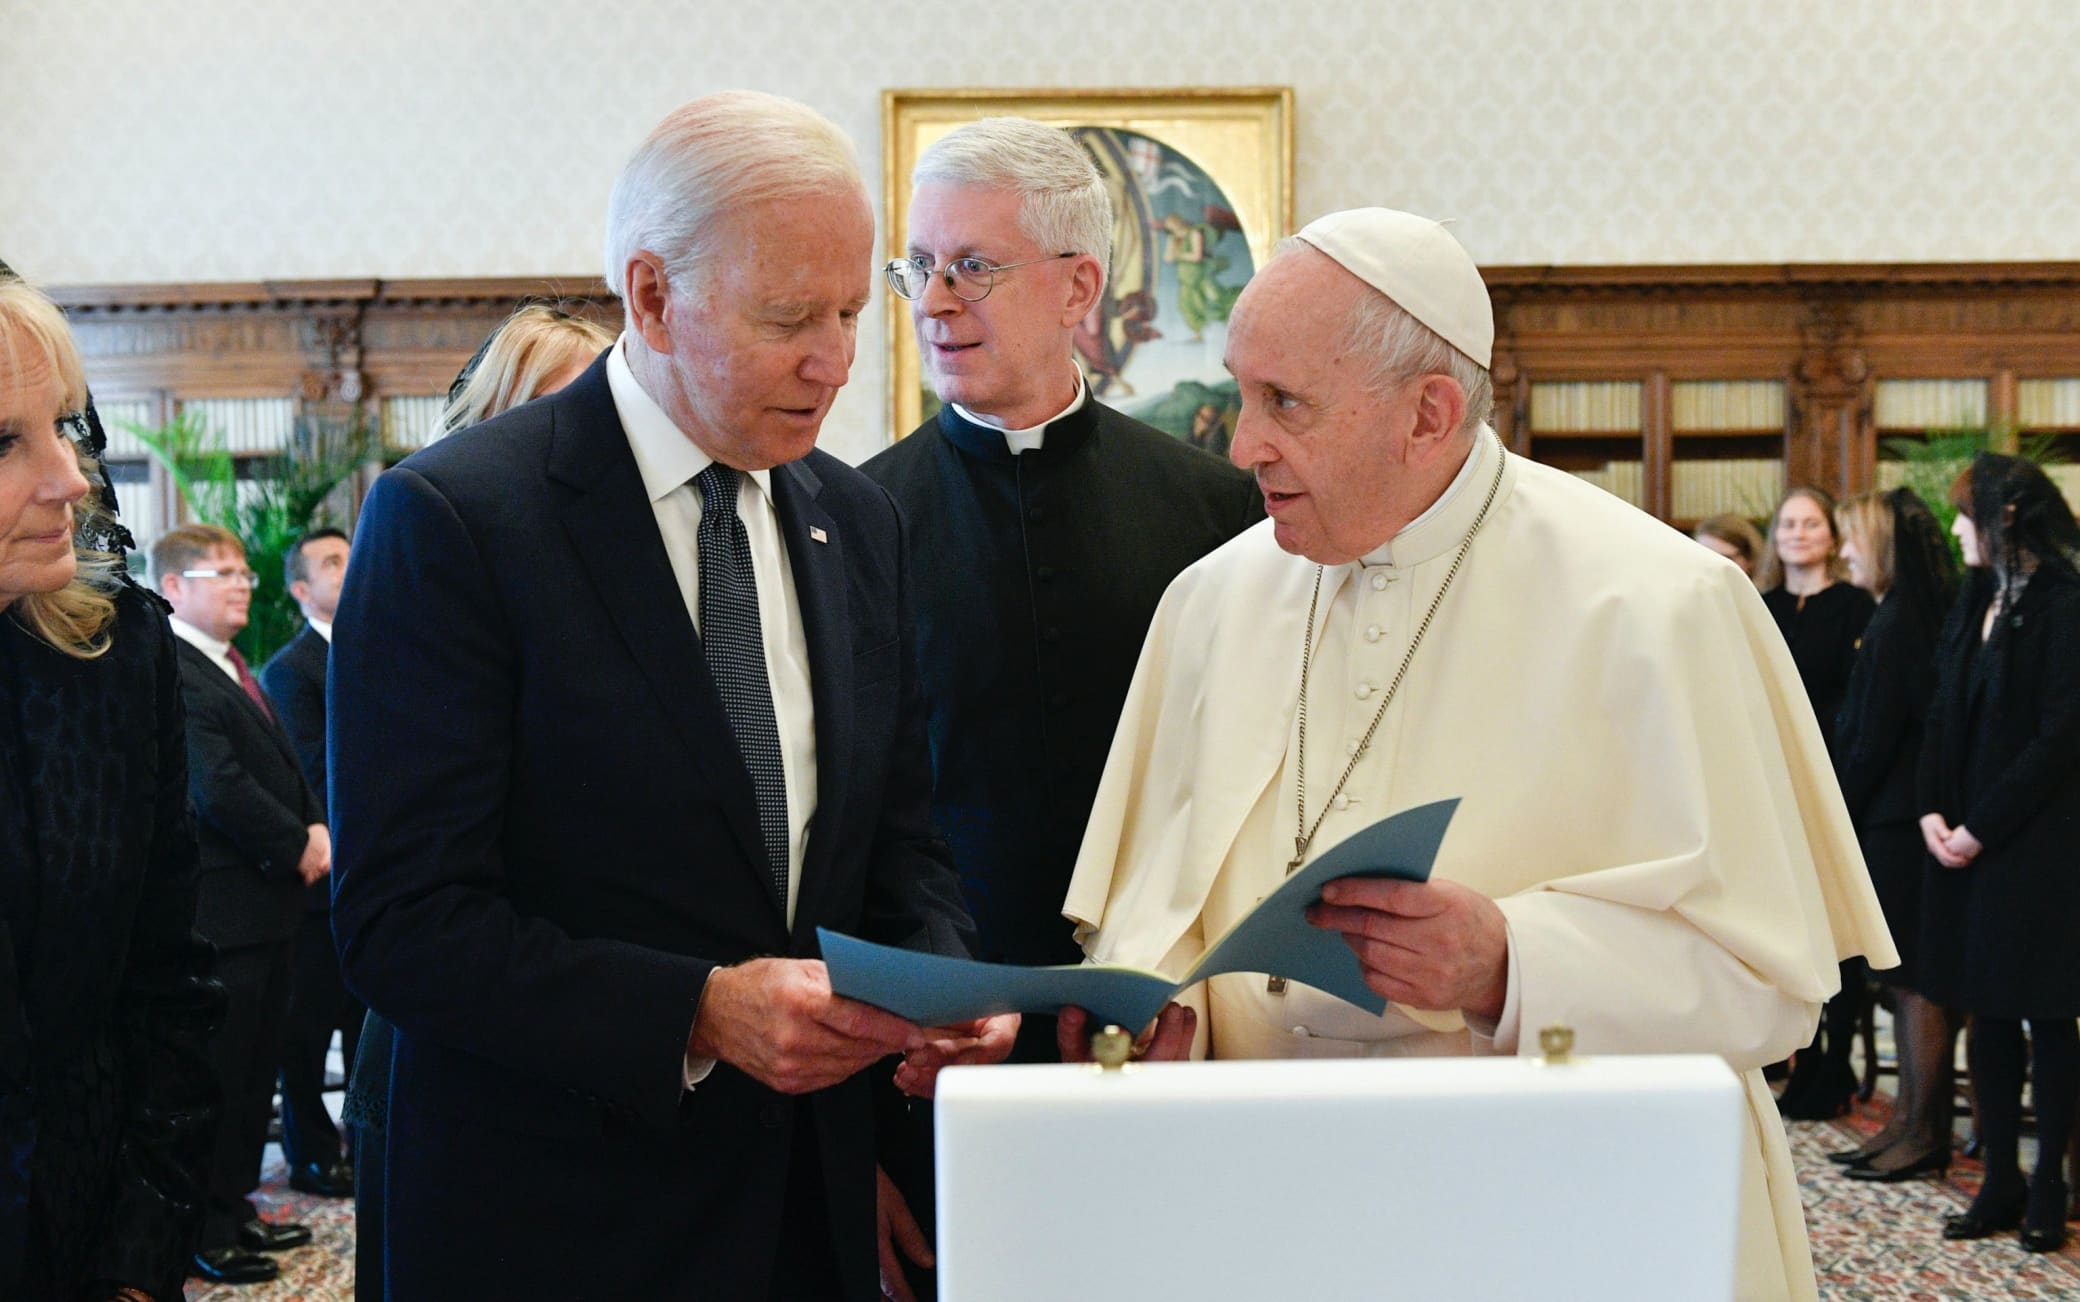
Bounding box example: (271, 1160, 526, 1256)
(809, 526, 829, 544)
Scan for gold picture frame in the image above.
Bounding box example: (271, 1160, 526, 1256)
(881, 86, 1295, 443)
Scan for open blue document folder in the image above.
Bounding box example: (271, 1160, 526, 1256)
(819, 797, 1458, 1034)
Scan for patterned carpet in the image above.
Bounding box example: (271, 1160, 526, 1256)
(189, 1101, 2080, 1300)
(185, 1144, 354, 1302)
(1797, 1099, 2080, 1300)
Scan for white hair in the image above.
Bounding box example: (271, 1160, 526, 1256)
(912, 117, 1113, 287)
(603, 91, 864, 301)
(1272, 236, 1493, 436)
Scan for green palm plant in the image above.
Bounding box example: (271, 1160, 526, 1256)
(124, 409, 373, 662)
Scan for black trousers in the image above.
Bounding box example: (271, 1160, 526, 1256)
(200, 940, 293, 1248)
(278, 908, 363, 1169)
(769, 1119, 844, 1302)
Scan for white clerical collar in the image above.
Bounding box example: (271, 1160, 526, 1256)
(1358, 427, 1504, 570)
(309, 617, 333, 643)
(951, 368, 1087, 454)
(608, 334, 776, 510)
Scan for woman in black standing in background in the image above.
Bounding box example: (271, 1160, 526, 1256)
(1762, 486, 1877, 1118)
(1919, 453, 2080, 1252)
(1, 273, 220, 1299)
(1827, 489, 1960, 1180)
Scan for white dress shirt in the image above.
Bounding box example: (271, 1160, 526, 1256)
(308, 616, 333, 643)
(951, 366, 1088, 454)
(608, 336, 818, 927)
(170, 615, 244, 688)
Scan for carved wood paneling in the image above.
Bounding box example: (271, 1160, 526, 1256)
(47, 265, 2080, 528)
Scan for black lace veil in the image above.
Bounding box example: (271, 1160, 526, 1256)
(0, 256, 139, 564)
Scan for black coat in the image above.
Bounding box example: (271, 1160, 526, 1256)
(1832, 594, 1941, 982)
(174, 637, 321, 950)
(258, 623, 331, 914)
(1763, 581, 1875, 760)
(1915, 568, 2080, 1017)
(0, 588, 219, 1302)
(329, 353, 975, 1301)
(860, 399, 1261, 969)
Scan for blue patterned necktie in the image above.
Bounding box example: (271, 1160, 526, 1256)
(695, 465, 790, 905)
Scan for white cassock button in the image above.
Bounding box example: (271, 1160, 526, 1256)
(1331, 794, 1351, 811)
(1370, 572, 1390, 591)
(1345, 741, 1361, 757)
(1363, 624, 1382, 643)
(1291, 1025, 1311, 1038)
(1355, 682, 1373, 700)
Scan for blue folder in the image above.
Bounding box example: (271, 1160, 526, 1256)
(820, 797, 1457, 1034)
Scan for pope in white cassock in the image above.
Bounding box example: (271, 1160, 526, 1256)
(1055, 208, 1897, 1302)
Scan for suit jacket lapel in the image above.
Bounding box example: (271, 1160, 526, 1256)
(772, 459, 851, 945)
(179, 639, 294, 762)
(545, 363, 774, 908)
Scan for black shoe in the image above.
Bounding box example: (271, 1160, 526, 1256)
(237, 1218, 314, 1252)
(192, 1247, 281, 1284)
(2022, 1224, 2068, 1253)
(1943, 1194, 2025, 1241)
(1844, 1149, 1949, 1182)
(1827, 1146, 1878, 1167)
(288, 1158, 355, 1197)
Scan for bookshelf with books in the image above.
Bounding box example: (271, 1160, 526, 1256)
(2017, 377, 2080, 510)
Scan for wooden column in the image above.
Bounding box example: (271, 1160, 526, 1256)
(1641, 369, 1672, 520)
(1790, 299, 1872, 497)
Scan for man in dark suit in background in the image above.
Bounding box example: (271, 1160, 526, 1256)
(154, 523, 326, 1286)
(258, 527, 360, 1200)
(861, 117, 1262, 1299)
(329, 91, 1014, 1302)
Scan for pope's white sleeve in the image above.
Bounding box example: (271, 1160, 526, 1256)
(1493, 892, 1821, 1069)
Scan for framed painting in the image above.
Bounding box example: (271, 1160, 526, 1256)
(881, 87, 1294, 449)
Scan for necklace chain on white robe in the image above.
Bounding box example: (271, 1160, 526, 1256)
(1272, 433, 1507, 995)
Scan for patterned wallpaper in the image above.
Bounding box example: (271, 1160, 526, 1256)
(3, 0, 2075, 461)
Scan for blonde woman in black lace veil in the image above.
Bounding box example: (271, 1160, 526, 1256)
(1, 271, 220, 1302)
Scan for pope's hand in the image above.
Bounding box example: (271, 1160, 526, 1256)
(687, 959, 925, 1095)
(876, 1164, 931, 1302)
(892, 1013, 1021, 1098)
(1056, 1003, 1194, 1063)
(1306, 877, 1508, 1021)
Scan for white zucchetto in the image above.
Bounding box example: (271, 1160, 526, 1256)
(1294, 208, 1494, 369)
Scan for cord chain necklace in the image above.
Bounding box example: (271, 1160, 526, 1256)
(1269, 436, 1506, 995)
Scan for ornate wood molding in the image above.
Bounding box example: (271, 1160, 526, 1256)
(50, 276, 618, 409)
(47, 266, 2080, 520)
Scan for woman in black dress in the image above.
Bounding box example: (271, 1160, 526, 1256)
(1761, 486, 1877, 1118)
(1919, 453, 2080, 1252)
(1, 277, 219, 1299)
(1827, 489, 1960, 1180)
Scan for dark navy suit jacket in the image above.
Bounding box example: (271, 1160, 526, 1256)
(329, 353, 973, 1301)
(259, 623, 331, 913)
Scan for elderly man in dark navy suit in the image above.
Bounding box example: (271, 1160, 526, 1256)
(329, 91, 1015, 1302)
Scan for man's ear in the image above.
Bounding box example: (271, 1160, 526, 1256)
(1409, 373, 1469, 456)
(288, 579, 311, 609)
(624, 252, 675, 354)
(1060, 255, 1105, 327)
